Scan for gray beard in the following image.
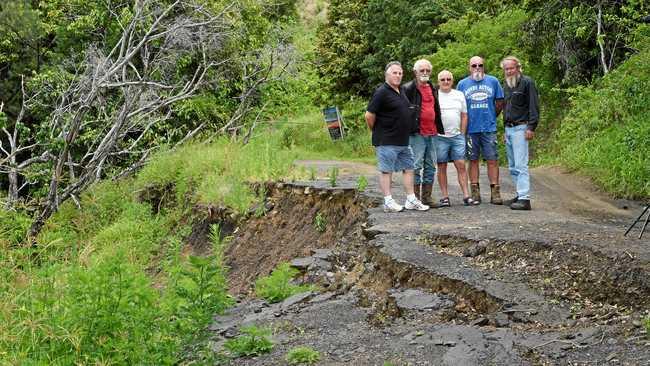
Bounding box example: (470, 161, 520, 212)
(506, 75, 520, 88)
(471, 71, 484, 81)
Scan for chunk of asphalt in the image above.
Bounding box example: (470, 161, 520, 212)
(280, 291, 314, 310)
(494, 313, 510, 328)
(291, 257, 314, 270)
(463, 242, 487, 257)
(291, 256, 332, 271)
(390, 288, 455, 311)
(311, 248, 334, 260)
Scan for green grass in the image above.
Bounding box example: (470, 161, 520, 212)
(286, 345, 321, 365)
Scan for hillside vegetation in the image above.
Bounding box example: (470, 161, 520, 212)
(1, 0, 649, 363)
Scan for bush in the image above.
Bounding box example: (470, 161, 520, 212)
(553, 36, 650, 199)
(255, 262, 312, 303)
(224, 326, 274, 357)
(286, 346, 321, 365)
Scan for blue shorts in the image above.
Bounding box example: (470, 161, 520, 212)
(376, 145, 415, 172)
(467, 132, 498, 161)
(436, 134, 466, 163)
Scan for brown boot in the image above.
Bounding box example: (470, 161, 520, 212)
(421, 183, 434, 206)
(470, 183, 481, 204)
(490, 184, 503, 205)
(414, 184, 421, 201)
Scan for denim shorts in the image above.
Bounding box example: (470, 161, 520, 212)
(436, 134, 466, 163)
(376, 145, 415, 172)
(466, 132, 498, 161)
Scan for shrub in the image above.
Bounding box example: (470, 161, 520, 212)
(224, 326, 274, 357)
(313, 212, 326, 233)
(0, 209, 31, 245)
(255, 262, 312, 303)
(286, 346, 321, 365)
(553, 37, 650, 199)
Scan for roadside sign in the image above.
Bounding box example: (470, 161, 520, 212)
(322, 106, 345, 141)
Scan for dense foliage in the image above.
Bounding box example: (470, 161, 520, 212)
(555, 30, 650, 198)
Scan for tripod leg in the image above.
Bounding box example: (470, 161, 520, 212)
(624, 205, 649, 237)
(639, 206, 650, 239)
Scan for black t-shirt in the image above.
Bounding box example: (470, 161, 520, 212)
(367, 83, 414, 146)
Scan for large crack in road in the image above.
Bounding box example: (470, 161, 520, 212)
(198, 161, 649, 365)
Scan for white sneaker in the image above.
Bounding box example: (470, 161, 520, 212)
(383, 199, 404, 213)
(404, 197, 429, 211)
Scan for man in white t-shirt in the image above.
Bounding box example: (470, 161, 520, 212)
(435, 70, 476, 206)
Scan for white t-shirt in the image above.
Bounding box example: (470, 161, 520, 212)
(438, 89, 467, 137)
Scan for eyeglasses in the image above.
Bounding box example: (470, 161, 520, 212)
(418, 69, 431, 73)
(470, 64, 484, 68)
(438, 78, 452, 82)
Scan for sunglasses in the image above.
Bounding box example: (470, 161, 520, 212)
(418, 69, 431, 73)
(470, 64, 484, 68)
(438, 78, 452, 82)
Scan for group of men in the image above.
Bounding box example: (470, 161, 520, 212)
(365, 55, 539, 212)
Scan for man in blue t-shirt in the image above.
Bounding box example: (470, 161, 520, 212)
(457, 56, 504, 205)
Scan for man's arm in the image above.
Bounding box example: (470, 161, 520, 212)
(365, 111, 376, 130)
(495, 99, 504, 116)
(460, 112, 468, 135)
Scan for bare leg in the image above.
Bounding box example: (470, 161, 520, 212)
(453, 160, 470, 197)
(486, 159, 500, 185)
(437, 162, 448, 198)
(403, 170, 415, 195)
(379, 172, 393, 196)
(469, 159, 480, 184)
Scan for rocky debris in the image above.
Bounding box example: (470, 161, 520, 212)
(290, 256, 332, 272)
(463, 240, 488, 257)
(280, 291, 314, 310)
(311, 248, 334, 260)
(493, 313, 510, 327)
(389, 288, 455, 311)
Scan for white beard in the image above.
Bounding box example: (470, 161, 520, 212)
(471, 71, 484, 81)
(506, 75, 520, 88)
(418, 75, 429, 82)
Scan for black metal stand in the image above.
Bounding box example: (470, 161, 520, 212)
(624, 205, 650, 239)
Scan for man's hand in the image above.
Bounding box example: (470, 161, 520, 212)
(525, 130, 535, 140)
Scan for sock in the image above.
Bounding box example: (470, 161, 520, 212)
(384, 195, 393, 204)
(406, 194, 416, 201)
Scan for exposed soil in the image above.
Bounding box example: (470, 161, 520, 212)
(183, 161, 650, 365)
(224, 182, 370, 295)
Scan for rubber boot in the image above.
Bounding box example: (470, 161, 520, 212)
(414, 184, 421, 202)
(470, 183, 481, 204)
(490, 184, 503, 205)
(421, 183, 434, 206)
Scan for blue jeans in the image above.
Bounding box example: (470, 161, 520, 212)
(436, 134, 466, 163)
(467, 132, 498, 161)
(375, 145, 415, 172)
(505, 124, 530, 199)
(409, 134, 437, 185)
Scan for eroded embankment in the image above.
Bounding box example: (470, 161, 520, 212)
(186, 182, 650, 326)
(194, 182, 650, 365)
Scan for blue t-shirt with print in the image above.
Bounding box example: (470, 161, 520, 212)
(457, 75, 504, 133)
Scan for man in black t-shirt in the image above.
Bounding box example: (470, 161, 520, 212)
(365, 61, 429, 213)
